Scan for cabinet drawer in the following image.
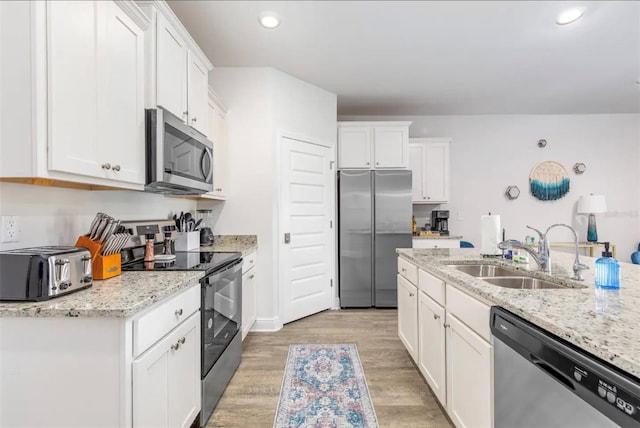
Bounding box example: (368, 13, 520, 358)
(133, 284, 200, 357)
(398, 257, 418, 285)
(445, 284, 491, 342)
(419, 269, 445, 306)
(242, 251, 256, 274)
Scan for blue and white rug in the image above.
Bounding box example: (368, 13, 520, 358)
(274, 344, 379, 428)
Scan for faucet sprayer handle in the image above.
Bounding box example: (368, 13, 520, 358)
(571, 262, 589, 281)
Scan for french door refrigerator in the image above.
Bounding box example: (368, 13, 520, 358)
(339, 170, 412, 308)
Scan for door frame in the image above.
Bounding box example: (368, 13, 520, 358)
(275, 130, 337, 327)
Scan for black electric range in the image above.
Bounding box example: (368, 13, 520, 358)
(121, 251, 241, 274)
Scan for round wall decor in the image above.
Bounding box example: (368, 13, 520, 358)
(529, 161, 570, 201)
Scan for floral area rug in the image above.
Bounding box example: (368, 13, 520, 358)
(273, 344, 379, 428)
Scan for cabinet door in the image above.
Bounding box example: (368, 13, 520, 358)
(446, 313, 493, 428)
(156, 13, 188, 121)
(242, 267, 257, 340)
(373, 126, 408, 168)
(47, 1, 100, 177)
(424, 142, 450, 203)
(418, 292, 446, 406)
(338, 126, 371, 168)
(133, 312, 200, 428)
(408, 143, 425, 202)
(187, 51, 208, 135)
(397, 274, 418, 362)
(97, 1, 145, 184)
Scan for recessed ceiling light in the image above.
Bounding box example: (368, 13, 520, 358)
(556, 9, 584, 25)
(259, 12, 280, 29)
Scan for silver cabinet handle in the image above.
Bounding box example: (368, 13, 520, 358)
(191, 117, 197, 123)
(376, 162, 379, 165)
(433, 314, 440, 320)
(366, 162, 370, 165)
(175, 309, 183, 316)
(249, 274, 255, 279)
(409, 292, 415, 297)
(443, 323, 450, 328)
(171, 343, 180, 351)
(427, 196, 431, 200)
(423, 196, 426, 200)
(101, 163, 111, 170)
(401, 268, 406, 272)
(179, 337, 186, 345)
(112, 165, 120, 172)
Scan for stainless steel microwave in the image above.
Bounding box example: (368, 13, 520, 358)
(145, 107, 213, 195)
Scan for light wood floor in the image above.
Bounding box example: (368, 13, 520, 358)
(206, 309, 452, 427)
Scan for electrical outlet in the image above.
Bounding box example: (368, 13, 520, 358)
(1, 216, 20, 243)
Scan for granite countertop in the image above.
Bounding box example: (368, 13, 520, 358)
(197, 234, 257, 256)
(396, 248, 640, 379)
(0, 271, 204, 318)
(413, 235, 463, 240)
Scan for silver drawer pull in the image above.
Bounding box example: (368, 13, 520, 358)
(401, 268, 406, 272)
(112, 164, 121, 172)
(409, 292, 415, 297)
(175, 309, 183, 316)
(443, 323, 450, 328)
(171, 343, 180, 351)
(433, 314, 440, 320)
(179, 337, 186, 345)
(249, 274, 255, 279)
(101, 163, 111, 170)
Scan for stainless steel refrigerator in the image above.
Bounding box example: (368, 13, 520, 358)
(338, 170, 412, 308)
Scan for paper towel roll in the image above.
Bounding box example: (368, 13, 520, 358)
(481, 215, 501, 256)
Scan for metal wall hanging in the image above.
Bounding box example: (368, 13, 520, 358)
(505, 186, 521, 200)
(529, 161, 570, 201)
(573, 162, 586, 174)
(537, 139, 547, 148)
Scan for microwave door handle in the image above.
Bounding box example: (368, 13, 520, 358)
(201, 149, 213, 182)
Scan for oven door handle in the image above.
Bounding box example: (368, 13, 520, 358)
(205, 259, 243, 284)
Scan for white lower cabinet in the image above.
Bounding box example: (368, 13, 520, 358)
(241, 250, 257, 340)
(398, 257, 494, 428)
(133, 311, 200, 428)
(446, 313, 493, 428)
(397, 274, 418, 362)
(418, 291, 446, 405)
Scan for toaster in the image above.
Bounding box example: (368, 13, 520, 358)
(0, 246, 93, 301)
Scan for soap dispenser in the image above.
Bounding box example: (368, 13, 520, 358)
(594, 242, 620, 289)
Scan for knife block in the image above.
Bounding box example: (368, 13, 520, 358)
(75, 235, 121, 280)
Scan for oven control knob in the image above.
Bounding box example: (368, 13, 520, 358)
(598, 386, 607, 398)
(607, 391, 616, 404)
(573, 371, 582, 382)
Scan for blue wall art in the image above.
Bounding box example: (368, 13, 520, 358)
(529, 161, 570, 201)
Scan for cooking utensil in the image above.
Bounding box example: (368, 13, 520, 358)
(193, 219, 203, 230)
(188, 219, 195, 232)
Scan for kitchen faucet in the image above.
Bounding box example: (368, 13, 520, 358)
(498, 224, 589, 281)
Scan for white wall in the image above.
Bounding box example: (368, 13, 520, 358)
(203, 67, 337, 329)
(0, 182, 196, 251)
(341, 114, 640, 260)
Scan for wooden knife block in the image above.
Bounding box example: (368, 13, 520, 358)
(75, 235, 121, 280)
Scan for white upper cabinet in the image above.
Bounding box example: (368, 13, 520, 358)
(337, 122, 411, 169)
(138, 1, 213, 137)
(47, 0, 146, 185)
(187, 52, 209, 135)
(156, 12, 188, 121)
(200, 90, 228, 200)
(409, 138, 450, 203)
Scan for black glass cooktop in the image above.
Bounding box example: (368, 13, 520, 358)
(121, 251, 241, 275)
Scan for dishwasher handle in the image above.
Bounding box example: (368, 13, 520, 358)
(531, 355, 575, 391)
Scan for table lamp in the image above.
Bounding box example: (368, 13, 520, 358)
(577, 194, 607, 242)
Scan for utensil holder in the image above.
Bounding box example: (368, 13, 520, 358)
(175, 231, 199, 251)
(75, 235, 121, 280)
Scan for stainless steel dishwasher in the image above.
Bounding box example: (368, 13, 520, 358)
(491, 307, 640, 428)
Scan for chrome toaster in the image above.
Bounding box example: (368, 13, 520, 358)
(0, 246, 93, 301)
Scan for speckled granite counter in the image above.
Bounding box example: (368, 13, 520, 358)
(0, 271, 204, 318)
(413, 235, 463, 240)
(396, 248, 640, 379)
(196, 234, 257, 256)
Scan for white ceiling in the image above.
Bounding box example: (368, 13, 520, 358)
(168, 1, 640, 115)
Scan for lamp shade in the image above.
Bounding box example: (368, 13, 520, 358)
(577, 194, 607, 214)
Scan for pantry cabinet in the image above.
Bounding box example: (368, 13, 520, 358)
(338, 122, 411, 169)
(1, 0, 147, 188)
(397, 257, 494, 428)
(409, 138, 450, 203)
(138, 1, 213, 137)
(201, 90, 229, 200)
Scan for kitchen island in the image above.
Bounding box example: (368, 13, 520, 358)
(0, 271, 204, 427)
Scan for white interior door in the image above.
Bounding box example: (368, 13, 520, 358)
(280, 137, 334, 324)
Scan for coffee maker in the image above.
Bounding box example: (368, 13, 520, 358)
(431, 210, 450, 235)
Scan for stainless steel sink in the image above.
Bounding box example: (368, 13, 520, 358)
(482, 277, 569, 290)
(449, 264, 518, 277)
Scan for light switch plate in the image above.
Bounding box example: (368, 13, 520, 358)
(1, 216, 20, 243)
